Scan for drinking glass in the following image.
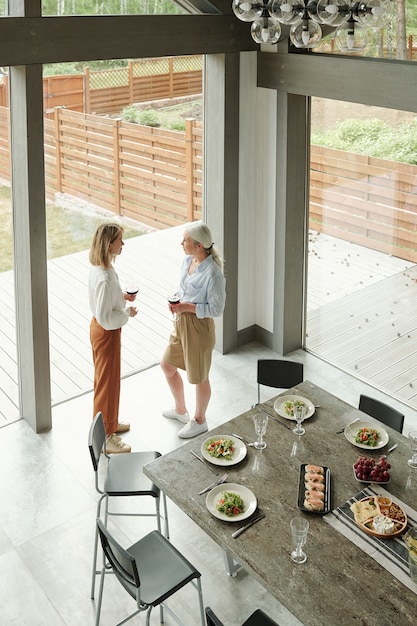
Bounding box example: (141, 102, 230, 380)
(407, 431, 417, 469)
(167, 291, 180, 321)
(293, 404, 306, 436)
(253, 413, 268, 450)
(290, 517, 309, 564)
(125, 283, 139, 301)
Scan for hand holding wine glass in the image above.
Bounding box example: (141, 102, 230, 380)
(125, 283, 139, 302)
(167, 291, 181, 321)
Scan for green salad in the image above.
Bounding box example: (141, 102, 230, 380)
(205, 438, 235, 460)
(216, 491, 245, 516)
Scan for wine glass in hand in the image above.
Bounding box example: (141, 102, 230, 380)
(167, 291, 180, 321)
(125, 283, 139, 302)
(290, 517, 309, 564)
(253, 413, 269, 450)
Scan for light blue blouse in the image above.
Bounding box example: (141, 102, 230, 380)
(178, 255, 226, 319)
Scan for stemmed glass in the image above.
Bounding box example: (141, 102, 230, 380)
(293, 404, 306, 435)
(253, 413, 269, 450)
(125, 283, 139, 301)
(290, 517, 309, 564)
(167, 291, 180, 321)
(407, 431, 417, 468)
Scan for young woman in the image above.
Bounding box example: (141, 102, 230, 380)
(161, 222, 226, 439)
(89, 223, 137, 454)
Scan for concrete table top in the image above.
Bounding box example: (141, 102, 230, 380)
(144, 381, 417, 626)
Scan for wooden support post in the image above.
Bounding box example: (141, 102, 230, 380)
(185, 118, 194, 223)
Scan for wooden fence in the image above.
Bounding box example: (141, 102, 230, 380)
(0, 105, 416, 256)
(0, 56, 203, 116)
(43, 107, 202, 229)
(310, 145, 417, 262)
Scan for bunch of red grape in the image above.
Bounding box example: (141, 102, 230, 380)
(353, 456, 391, 482)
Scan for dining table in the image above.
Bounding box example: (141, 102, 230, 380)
(144, 381, 417, 626)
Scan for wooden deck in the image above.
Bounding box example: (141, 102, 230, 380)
(1, 226, 417, 425)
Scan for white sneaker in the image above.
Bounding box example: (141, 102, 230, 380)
(178, 419, 208, 439)
(106, 434, 131, 454)
(162, 408, 190, 424)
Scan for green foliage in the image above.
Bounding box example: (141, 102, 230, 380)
(121, 105, 139, 123)
(138, 109, 160, 127)
(311, 117, 417, 164)
(168, 120, 186, 131)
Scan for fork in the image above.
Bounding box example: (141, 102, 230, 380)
(198, 472, 228, 495)
(231, 433, 256, 447)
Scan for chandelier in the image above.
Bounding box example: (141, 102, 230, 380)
(232, 1, 393, 52)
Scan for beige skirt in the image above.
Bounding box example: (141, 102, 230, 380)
(162, 312, 215, 384)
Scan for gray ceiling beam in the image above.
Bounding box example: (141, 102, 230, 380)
(0, 15, 257, 66)
(257, 51, 417, 114)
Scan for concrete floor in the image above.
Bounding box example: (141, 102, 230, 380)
(1, 341, 417, 626)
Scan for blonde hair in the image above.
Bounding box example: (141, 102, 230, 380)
(89, 223, 124, 269)
(186, 221, 224, 270)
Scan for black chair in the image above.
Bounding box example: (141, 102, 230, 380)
(205, 606, 279, 626)
(358, 394, 404, 433)
(88, 412, 169, 598)
(256, 359, 304, 406)
(96, 519, 205, 626)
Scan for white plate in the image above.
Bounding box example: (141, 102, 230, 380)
(273, 395, 315, 421)
(206, 483, 257, 522)
(344, 420, 389, 450)
(201, 435, 247, 466)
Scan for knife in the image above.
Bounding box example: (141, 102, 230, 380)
(259, 407, 291, 430)
(232, 514, 265, 538)
(336, 417, 360, 434)
(190, 450, 218, 475)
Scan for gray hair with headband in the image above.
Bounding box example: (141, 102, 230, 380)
(186, 221, 224, 270)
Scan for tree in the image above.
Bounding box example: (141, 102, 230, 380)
(396, 0, 408, 60)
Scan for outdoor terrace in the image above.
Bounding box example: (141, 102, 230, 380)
(0, 223, 416, 426)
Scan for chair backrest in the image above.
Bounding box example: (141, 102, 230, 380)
(358, 395, 404, 433)
(205, 607, 279, 626)
(205, 607, 224, 626)
(88, 412, 106, 471)
(96, 518, 140, 590)
(257, 359, 304, 404)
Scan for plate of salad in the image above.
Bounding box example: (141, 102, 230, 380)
(344, 420, 389, 450)
(201, 435, 247, 466)
(206, 483, 257, 522)
(273, 395, 315, 421)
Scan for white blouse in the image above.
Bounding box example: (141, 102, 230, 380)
(89, 265, 129, 330)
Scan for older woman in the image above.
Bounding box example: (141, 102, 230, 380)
(89, 223, 137, 454)
(161, 222, 226, 439)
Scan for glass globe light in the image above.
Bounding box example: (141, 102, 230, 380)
(289, 16, 322, 48)
(356, 0, 392, 30)
(335, 20, 368, 52)
(251, 16, 282, 43)
(268, 0, 304, 25)
(316, 0, 352, 26)
(232, 0, 265, 22)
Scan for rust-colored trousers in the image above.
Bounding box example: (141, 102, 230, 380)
(90, 317, 121, 436)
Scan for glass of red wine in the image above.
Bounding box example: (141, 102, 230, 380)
(167, 291, 180, 321)
(125, 283, 139, 301)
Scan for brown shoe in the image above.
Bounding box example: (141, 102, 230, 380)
(116, 421, 130, 433)
(106, 434, 131, 454)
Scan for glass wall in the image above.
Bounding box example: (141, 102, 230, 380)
(41, 0, 184, 16)
(306, 98, 417, 409)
